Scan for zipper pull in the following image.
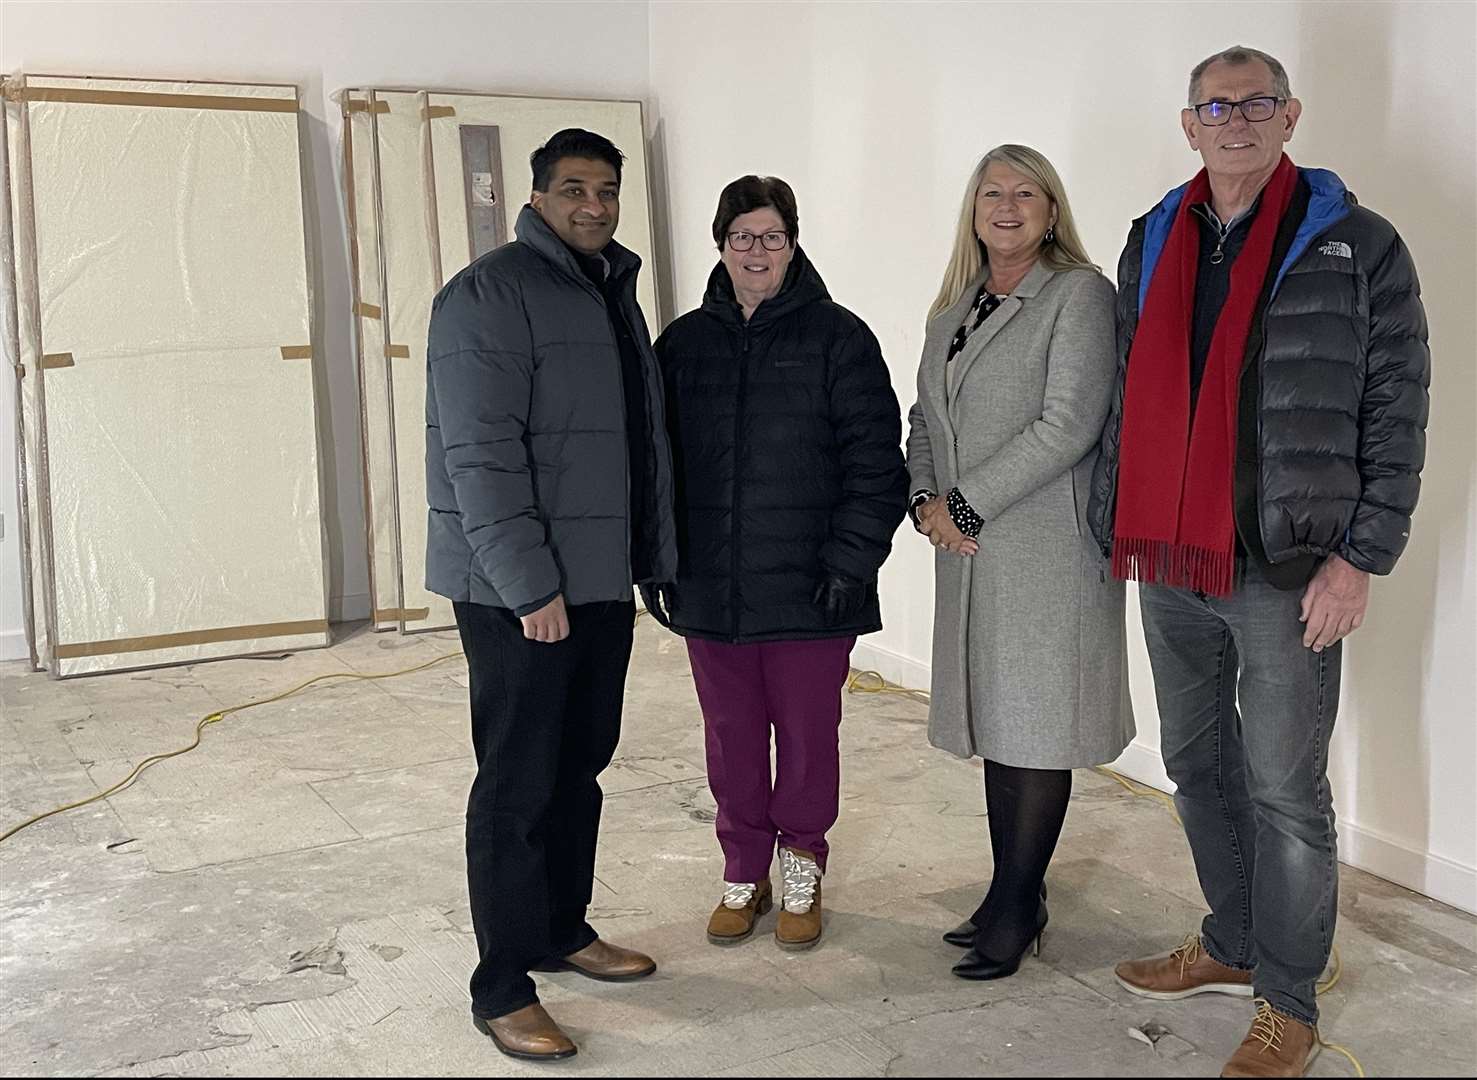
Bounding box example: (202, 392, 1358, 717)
(1209, 221, 1230, 266)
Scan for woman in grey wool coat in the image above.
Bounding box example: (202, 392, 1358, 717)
(907, 144, 1133, 981)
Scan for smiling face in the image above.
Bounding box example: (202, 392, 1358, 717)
(1182, 57, 1301, 181)
(720, 206, 794, 307)
(973, 161, 1056, 266)
(529, 156, 621, 256)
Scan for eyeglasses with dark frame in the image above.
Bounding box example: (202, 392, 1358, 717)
(726, 230, 789, 252)
(1190, 96, 1286, 126)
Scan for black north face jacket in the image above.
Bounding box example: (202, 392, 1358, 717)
(1087, 168, 1430, 576)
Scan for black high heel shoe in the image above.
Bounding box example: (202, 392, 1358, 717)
(942, 882, 1048, 948)
(951, 904, 1049, 981)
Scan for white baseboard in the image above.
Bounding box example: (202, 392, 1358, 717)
(1101, 737, 1477, 915)
(1109, 738, 1175, 794)
(850, 639, 932, 696)
(1341, 821, 1477, 915)
(330, 591, 371, 624)
(0, 627, 28, 663)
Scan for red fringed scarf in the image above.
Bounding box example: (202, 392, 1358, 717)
(1111, 154, 1298, 597)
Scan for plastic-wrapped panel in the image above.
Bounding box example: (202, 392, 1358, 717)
(6, 76, 330, 676)
(341, 91, 401, 632)
(5, 93, 50, 670)
(375, 91, 451, 632)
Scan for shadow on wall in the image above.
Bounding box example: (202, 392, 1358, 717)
(1298, 4, 1476, 891)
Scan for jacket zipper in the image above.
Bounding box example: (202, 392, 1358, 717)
(588, 281, 633, 587)
(729, 325, 750, 642)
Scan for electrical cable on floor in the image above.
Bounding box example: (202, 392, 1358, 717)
(5, 607, 657, 846)
(845, 668, 1364, 1076)
(0, 650, 467, 845)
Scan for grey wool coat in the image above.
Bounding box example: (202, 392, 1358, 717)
(907, 262, 1133, 768)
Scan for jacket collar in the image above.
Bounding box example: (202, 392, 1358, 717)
(1137, 166, 1352, 311)
(514, 203, 642, 290)
(700, 245, 830, 328)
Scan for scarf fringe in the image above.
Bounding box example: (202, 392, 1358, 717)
(1111, 537, 1236, 597)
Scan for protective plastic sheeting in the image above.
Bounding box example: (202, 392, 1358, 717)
(343, 89, 656, 634)
(4, 75, 330, 676)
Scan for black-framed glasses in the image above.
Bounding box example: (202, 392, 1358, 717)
(726, 230, 789, 252)
(1191, 96, 1285, 126)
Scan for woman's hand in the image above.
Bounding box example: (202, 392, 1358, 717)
(919, 498, 979, 556)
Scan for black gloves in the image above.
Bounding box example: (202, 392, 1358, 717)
(813, 573, 868, 627)
(639, 582, 678, 629)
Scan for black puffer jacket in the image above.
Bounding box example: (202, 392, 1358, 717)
(1087, 168, 1429, 575)
(655, 249, 908, 642)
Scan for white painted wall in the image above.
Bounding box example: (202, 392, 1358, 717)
(0, 0, 652, 657)
(649, 0, 1476, 912)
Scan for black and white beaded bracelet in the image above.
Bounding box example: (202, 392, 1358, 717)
(946, 487, 984, 539)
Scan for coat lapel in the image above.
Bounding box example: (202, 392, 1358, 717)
(947, 261, 1056, 426)
(921, 272, 986, 434)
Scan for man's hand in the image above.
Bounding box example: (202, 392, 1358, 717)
(919, 497, 979, 556)
(520, 594, 570, 643)
(1299, 555, 1369, 652)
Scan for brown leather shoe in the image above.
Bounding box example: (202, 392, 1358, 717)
(707, 879, 773, 945)
(532, 938, 657, 982)
(1221, 999, 1320, 1077)
(472, 1003, 577, 1061)
(775, 847, 823, 951)
(1115, 934, 1255, 1000)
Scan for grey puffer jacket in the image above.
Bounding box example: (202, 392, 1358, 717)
(424, 205, 677, 612)
(1087, 168, 1430, 575)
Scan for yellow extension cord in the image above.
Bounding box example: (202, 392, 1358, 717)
(1, 650, 1361, 1073)
(0, 650, 467, 844)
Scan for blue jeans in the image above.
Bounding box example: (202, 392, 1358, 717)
(1139, 563, 1340, 1026)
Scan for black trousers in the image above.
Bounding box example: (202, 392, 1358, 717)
(453, 598, 635, 1020)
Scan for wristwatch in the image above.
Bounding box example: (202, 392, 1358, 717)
(908, 488, 937, 530)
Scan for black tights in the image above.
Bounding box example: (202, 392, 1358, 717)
(970, 760, 1072, 960)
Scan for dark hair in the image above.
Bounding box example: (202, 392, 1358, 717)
(711, 175, 799, 250)
(530, 128, 625, 192)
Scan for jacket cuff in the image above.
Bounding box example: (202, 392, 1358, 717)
(946, 487, 984, 539)
(908, 488, 937, 529)
(513, 590, 561, 618)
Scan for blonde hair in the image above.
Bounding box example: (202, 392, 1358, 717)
(927, 144, 1098, 321)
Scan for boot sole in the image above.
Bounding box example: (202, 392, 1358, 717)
(707, 894, 773, 946)
(775, 931, 821, 952)
(473, 1015, 578, 1062)
(1114, 975, 1255, 1000)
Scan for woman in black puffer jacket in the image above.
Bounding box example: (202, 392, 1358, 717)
(647, 176, 907, 952)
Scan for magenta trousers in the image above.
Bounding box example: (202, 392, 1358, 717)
(686, 636, 855, 882)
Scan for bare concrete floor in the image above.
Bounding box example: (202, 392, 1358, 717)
(1, 620, 1474, 1077)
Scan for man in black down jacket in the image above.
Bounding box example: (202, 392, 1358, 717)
(425, 129, 677, 1061)
(1089, 48, 1429, 1077)
(652, 176, 908, 952)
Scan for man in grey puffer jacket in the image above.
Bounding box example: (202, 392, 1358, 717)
(1091, 48, 1429, 1079)
(425, 128, 676, 1062)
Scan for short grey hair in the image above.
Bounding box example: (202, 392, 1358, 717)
(1188, 46, 1292, 106)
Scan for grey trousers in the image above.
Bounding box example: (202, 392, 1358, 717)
(1139, 562, 1340, 1026)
